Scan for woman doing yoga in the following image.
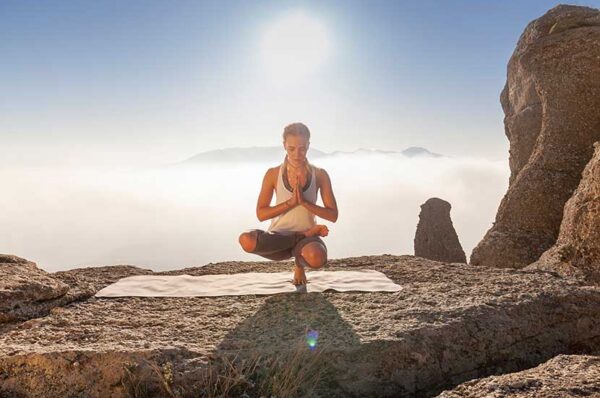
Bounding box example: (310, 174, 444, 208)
(238, 122, 338, 289)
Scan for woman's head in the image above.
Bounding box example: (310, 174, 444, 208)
(282, 122, 310, 165)
(283, 122, 310, 142)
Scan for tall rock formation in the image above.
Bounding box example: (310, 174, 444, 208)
(414, 197, 467, 263)
(470, 4, 600, 268)
(526, 141, 600, 283)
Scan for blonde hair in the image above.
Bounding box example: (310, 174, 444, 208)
(282, 122, 310, 141)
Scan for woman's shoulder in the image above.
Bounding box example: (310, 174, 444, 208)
(309, 162, 326, 173)
(264, 165, 282, 187)
(269, 164, 283, 175)
(307, 160, 319, 171)
(310, 164, 330, 184)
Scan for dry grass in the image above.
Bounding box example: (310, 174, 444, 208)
(122, 333, 328, 398)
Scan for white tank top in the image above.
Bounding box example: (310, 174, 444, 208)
(267, 158, 318, 235)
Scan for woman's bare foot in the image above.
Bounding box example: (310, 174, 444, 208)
(302, 224, 329, 238)
(293, 265, 307, 285)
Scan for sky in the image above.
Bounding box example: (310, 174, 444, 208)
(2, 0, 599, 167)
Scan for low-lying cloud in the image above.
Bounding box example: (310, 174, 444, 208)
(0, 154, 509, 272)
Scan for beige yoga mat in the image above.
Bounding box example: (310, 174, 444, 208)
(94, 270, 401, 297)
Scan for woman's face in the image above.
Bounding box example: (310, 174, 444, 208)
(284, 134, 309, 165)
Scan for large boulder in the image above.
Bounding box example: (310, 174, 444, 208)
(0, 254, 69, 303)
(0, 254, 70, 323)
(470, 5, 600, 269)
(526, 141, 600, 283)
(414, 198, 466, 263)
(0, 255, 147, 324)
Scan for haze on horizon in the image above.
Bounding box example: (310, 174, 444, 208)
(0, 153, 508, 272)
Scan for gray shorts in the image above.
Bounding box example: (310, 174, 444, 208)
(246, 229, 327, 268)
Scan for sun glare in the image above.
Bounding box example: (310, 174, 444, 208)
(260, 10, 331, 84)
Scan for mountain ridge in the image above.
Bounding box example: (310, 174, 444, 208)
(180, 145, 442, 165)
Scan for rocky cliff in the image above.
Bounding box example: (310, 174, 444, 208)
(470, 4, 600, 269)
(526, 141, 600, 283)
(2, 254, 600, 397)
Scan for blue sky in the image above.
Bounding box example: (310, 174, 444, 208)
(2, 0, 599, 166)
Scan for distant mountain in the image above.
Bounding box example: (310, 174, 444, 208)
(400, 146, 442, 158)
(328, 147, 442, 158)
(328, 148, 398, 156)
(180, 145, 442, 165)
(181, 146, 327, 165)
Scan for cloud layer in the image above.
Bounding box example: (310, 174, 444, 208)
(0, 154, 509, 272)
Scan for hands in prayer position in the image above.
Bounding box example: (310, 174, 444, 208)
(286, 170, 304, 208)
(287, 171, 329, 238)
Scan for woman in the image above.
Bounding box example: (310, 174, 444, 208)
(238, 122, 338, 290)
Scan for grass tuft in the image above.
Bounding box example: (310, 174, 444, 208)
(121, 335, 328, 398)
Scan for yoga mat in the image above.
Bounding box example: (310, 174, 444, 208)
(94, 269, 401, 297)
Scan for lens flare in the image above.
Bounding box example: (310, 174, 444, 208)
(306, 329, 319, 350)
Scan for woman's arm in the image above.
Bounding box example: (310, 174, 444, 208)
(300, 168, 338, 222)
(256, 168, 294, 222)
(302, 201, 337, 222)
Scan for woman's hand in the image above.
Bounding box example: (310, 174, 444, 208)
(286, 175, 301, 209)
(287, 189, 299, 209)
(302, 224, 329, 238)
(295, 174, 305, 205)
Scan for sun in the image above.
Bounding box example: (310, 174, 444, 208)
(259, 10, 331, 84)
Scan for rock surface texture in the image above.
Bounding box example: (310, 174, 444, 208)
(2, 255, 600, 397)
(0, 254, 150, 325)
(437, 354, 600, 397)
(414, 197, 466, 263)
(526, 142, 600, 284)
(0, 254, 71, 323)
(470, 4, 600, 269)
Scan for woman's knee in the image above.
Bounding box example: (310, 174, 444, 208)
(238, 231, 258, 252)
(300, 242, 327, 268)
